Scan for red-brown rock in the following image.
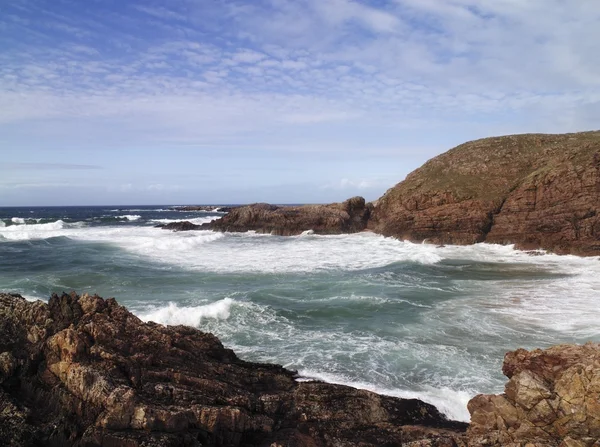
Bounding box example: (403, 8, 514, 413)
(0, 292, 466, 447)
(467, 343, 600, 446)
(203, 197, 372, 236)
(369, 131, 600, 255)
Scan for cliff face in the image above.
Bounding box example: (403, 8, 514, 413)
(468, 343, 600, 447)
(369, 131, 600, 255)
(202, 196, 371, 236)
(0, 292, 466, 447)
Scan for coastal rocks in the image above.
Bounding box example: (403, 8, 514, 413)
(203, 196, 372, 236)
(158, 220, 203, 231)
(467, 343, 600, 446)
(370, 131, 600, 255)
(0, 292, 466, 447)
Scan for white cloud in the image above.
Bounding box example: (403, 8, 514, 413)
(1, 0, 599, 157)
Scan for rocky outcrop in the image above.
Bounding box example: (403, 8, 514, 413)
(369, 131, 600, 255)
(203, 196, 372, 236)
(0, 292, 466, 447)
(468, 343, 600, 446)
(158, 220, 203, 231)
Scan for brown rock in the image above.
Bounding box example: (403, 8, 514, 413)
(370, 131, 600, 255)
(0, 292, 466, 447)
(203, 196, 372, 236)
(158, 220, 203, 231)
(468, 343, 600, 446)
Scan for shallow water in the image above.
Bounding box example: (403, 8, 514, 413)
(1, 205, 599, 421)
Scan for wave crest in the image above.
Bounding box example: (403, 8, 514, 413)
(140, 298, 235, 327)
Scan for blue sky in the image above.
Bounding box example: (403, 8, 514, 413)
(1, 0, 599, 205)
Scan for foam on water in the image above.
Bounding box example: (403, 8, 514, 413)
(109, 208, 171, 212)
(11, 217, 26, 224)
(3, 213, 600, 424)
(296, 369, 472, 422)
(149, 216, 216, 225)
(117, 215, 141, 221)
(141, 298, 234, 326)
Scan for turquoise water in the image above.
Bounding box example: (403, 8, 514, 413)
(1, 205, 599, 421)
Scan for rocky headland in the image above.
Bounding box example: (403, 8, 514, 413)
(2, 292, 599, 446)
(369, 131, 600, 256)
(164, 131, 600, 256)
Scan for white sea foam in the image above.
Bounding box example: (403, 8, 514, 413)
(110, 208, 171, 212)
(140, 298, 234, 326)
(296, 369, 472, 422)
(0, 221, 5, 227)
(149, 216, 216, 225)
(11, 217, 26, 224)
(0, 220, 75, 240)
(117, 214, 142, 221)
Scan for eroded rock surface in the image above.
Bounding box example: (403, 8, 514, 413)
(468, 343, 600, 447)
(0, 292, 466, 447)
(370, 131, 600, 255)
(202, 196, 372, 236)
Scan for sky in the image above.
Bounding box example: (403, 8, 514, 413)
(1, 0, 599, 205)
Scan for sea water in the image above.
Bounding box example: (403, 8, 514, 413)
(1, 205, 599, 422)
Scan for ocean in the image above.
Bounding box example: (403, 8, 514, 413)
(1, 205, 599, 422)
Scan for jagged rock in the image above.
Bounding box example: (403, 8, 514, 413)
(369, 131, 600, 255)
(158, 221, 203, 231)
(0, 292, 466, 447)
(203, 196, 372, 236)
(467, 343, 600, 446)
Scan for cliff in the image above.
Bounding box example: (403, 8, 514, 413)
(369, 131, 600, 255)
(0, 292, 466, 447)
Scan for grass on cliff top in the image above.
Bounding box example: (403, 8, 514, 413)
(382, 131, 600, 203)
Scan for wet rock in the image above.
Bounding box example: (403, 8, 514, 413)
(158, 220, 203, 231)
(0, 292, 466, 447)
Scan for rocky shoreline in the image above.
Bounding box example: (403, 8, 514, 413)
(2, 292, 599, 446)
(0, 292, 465, 447)
(164, 131, 600, 256)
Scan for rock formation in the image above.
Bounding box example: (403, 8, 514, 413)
(157, 220, 204, 231)
(468, 343, 600, 446)
(0, 292, 466, 447)
(369, 131, 600, 255)
(200, 196, 372, 236)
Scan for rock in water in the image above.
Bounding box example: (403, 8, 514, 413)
(158, 220, 203, 231)
(467, 343, 600, 446)
(0, 292, 466, 447)
(203, 196, 372, 236)
(369, 131, 600, 255)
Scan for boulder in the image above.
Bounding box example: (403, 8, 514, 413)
(467, 343, 600, 446)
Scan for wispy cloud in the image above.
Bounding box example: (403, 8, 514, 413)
(1, 0, 599, 205)
(2, 163, 103, 171)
